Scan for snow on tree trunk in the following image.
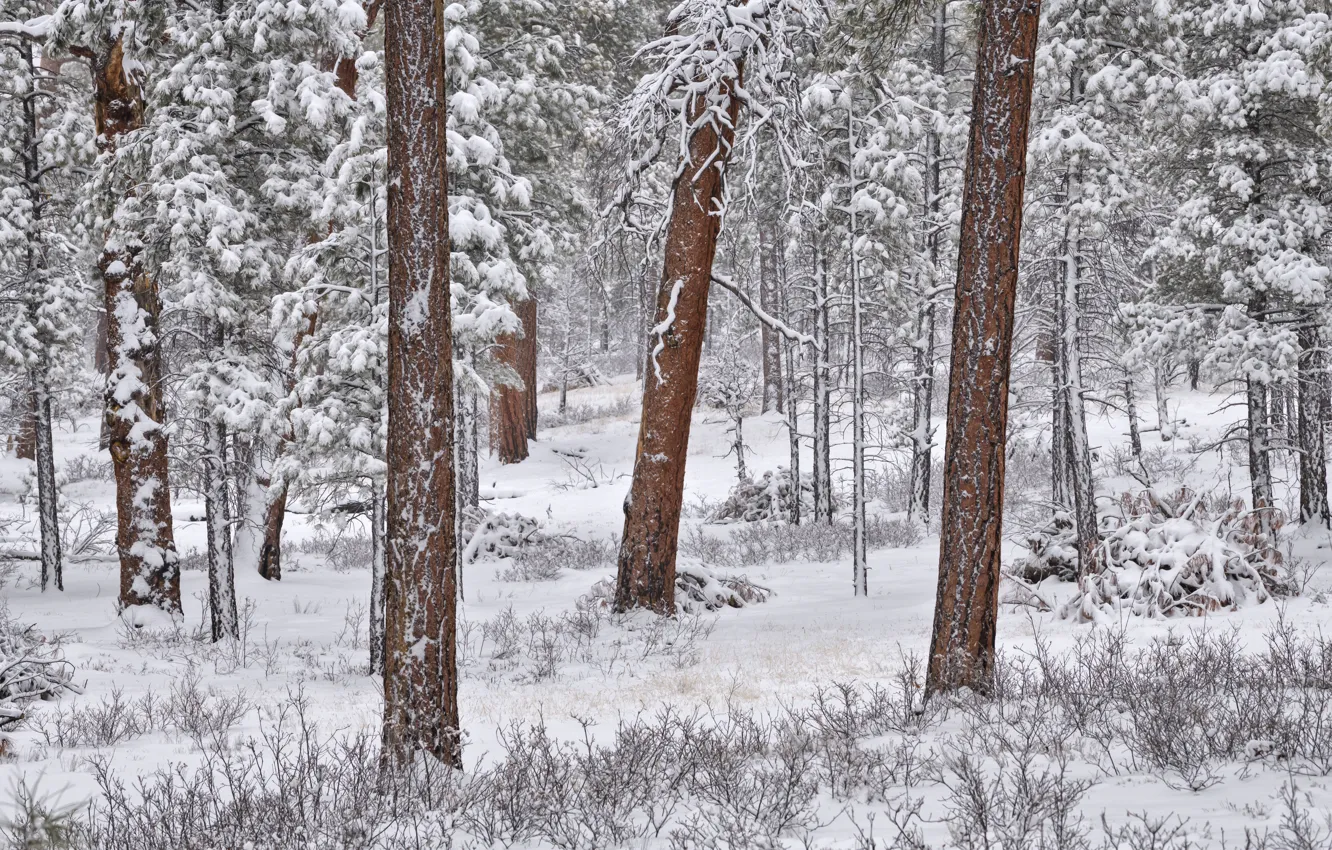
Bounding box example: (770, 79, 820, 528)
(204, 419, 238, 640)
(30, 372, 61, 592)
(910, 1, 947, 532)
(759, 216, 784, 414)
(927, 0, 1042, 696)
(614, 68, 742, 615)
(849, 109, 867, 597)
(489, 301, 530, 465)
(781, 244, 802, 526)
(1298, 320, 1329, 527)
(14, 391, 35, 461)
(381, 0, 460, 767)
(1155, 361, 1173, 441)
(1124, 373, 1143, 459)
(94, 38, 181, 616)
(1054, 137, 1097, 572)
(520, 296, 538, 440)
(812, 243, 833, 524)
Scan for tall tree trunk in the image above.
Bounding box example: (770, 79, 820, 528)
(381, 0, 459, 766)
(92, 39, 181, 615)
(204, 419, 238, 640)
(30, 373, 62, 591)
(615, 69, 741, 615)
(849, 115, 867, 597)
(490, 302, 530, 464)
(1053, 107, 1097, 572)
(758, 217, 784, 414)
(1298, 320, 1329, 527)
(812, 243, 833, 523)
(1154, 362, 1173, 441)
(1247, 298, 1273, 533)
(520, 296, 539, 439)
(780, 241, 802, 525)
(927, 0, 1042, 696)
(909, 2, 946, 530)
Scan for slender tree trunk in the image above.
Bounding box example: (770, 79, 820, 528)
(1298, 320, 1329, 527)
(92, 39, 181, 615)
(1188, 358, 1200, 391)
(1054, 115, 1097, 572)
(927, 0, 1042, 696)
(30, 372, 62, 592)
(520, 296, 538, 439)
(909, 3, 946, 530)
(1246, 297, 1273, 533)
(850, 128, 867, 597)
(780, 241, 802, 525)
(204, 419, 238, 640)
(489, 303, 530, 464)
(381, 0, 459, 766)
(759, 217, 784, 414)
(812, 243, 833, 523)
(615, 67, 742, 615)
(455, 367, 480, 517)
(369, 479, 386, 673)
(1154, 362, 1173, 441)
(1124, 374, 1143, 459)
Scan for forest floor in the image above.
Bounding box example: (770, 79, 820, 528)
(2, 374, 1332, 846)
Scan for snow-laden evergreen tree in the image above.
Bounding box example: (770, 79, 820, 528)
(1136, 0, 1331, 530)
(0, 8, 93, 592)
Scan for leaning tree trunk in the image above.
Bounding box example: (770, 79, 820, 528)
(381, 0, 460, 767)
(92, 38, 181, 615)
(520, 296, 538, 439)
(1298, 320, 1329, 527)
(490, 304, 530, 464)
(204, 418, 238, 640)
(615, 71, 742, 615)
(927, 0, 1042, 696)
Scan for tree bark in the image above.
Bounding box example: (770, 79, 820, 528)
(489, 315, 530, 464)
(927, 0, 1042, 696)
(812, 242, 833, 523)
(520, 296, 538, 439)
(1298, 320, 1329, 527)
(30, 374, 61, 592)
(381, 0, 459, 767)
(615, 67, 742, 615)
(93, 38, 181, 615)
(204, 419, 238, 640)
(15, 393, 36, 461)
(758, 217, 784, 414)
(369, 479, 386, 673)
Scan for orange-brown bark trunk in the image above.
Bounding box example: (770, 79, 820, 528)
(615, 73, 742, 615)
(381, 0, 459, 766)
(92, 39, 181, 614)
(927, 0, 1042, 694)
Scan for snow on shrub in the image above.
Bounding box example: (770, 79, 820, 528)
(580, 561, 771, 613)
(1009, 512, 1080, 583)
(0, 605, 78, 754)
(708, 468, 814, 524)
(459, 507, 544, 564)
(1057, 489, 1293, 621)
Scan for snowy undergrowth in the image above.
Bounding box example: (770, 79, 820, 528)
(57, 622, 1332, 849)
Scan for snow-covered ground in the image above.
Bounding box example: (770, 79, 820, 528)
(2, 375, 1331, 846)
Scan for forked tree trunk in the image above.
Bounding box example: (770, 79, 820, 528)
(381, 0, 459, 767)
(927, 0, 1042, 696)
(490, 303, 530, 464)
(615, 70, 742, 615)
(1298, 320, 1329, 527)
(520, 296, 538, 439)
(92, 38, 181, 615)
(204, 419, 238, 640)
